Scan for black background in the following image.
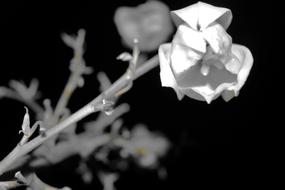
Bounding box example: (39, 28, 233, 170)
(0, 0, 281, 189)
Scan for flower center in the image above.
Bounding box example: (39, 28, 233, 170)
(200, 46, 224, 76)
(197, 23, 201, 31)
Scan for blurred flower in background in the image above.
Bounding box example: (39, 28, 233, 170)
(159, 2, 253, 103)
(119, 124, 170, 168)
(114, 0, 173, 52)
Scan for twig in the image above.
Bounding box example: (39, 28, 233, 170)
(53, 29, 90, 122)
(0, 55, 159, 176)
(53, 71, 79, 120)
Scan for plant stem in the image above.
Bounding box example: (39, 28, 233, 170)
(0, 55, 159, 176)
(53, 65, 82, 122)
(0, 144, 21, 176)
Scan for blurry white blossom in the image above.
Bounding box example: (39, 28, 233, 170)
(119, 125, 169, 168)
(114, 0, 173, 52)
(159, 2, 253, 103)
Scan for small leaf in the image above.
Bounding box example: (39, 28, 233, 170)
(20, 107, 30, 135)
(14, 171, 27, 184)
(116, 52, 133, 62)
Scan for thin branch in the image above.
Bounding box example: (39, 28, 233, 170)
(53, 29, 90, 121)
(0, 144, 22, 176)
(53, 66, 84, 121)
(0, 55, 159, 176)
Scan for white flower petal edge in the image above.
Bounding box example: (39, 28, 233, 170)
(171, 1, 232, 30)
(159, 44, 184, 100)
(222, 44, 254, 101)
(181, 82, 236, 104)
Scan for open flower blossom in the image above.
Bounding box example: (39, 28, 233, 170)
(159, 2, 253, 103)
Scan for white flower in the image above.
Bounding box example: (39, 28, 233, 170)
(114, 0, 173, 52)
(120, 125, 169, 168)
(159, 2, 253, 103)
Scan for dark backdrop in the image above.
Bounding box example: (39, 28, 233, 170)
(0, 0, 280, 189)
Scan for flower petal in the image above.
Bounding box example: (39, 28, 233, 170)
(225, 44, 253, 95)
(158, 44, 184, 100)
(174, 62, 237, 90)
(173, 24, 206, 53)
(170, 25, 205, 76)
(191, 84, 219, 103)
(179, 86, 209, 102)
(171, 2, 232, 30)
(187, 81, 235, 103)
(202, 23, 232, 56)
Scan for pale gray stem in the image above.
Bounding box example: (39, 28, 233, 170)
(53, 69, 80, 121)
